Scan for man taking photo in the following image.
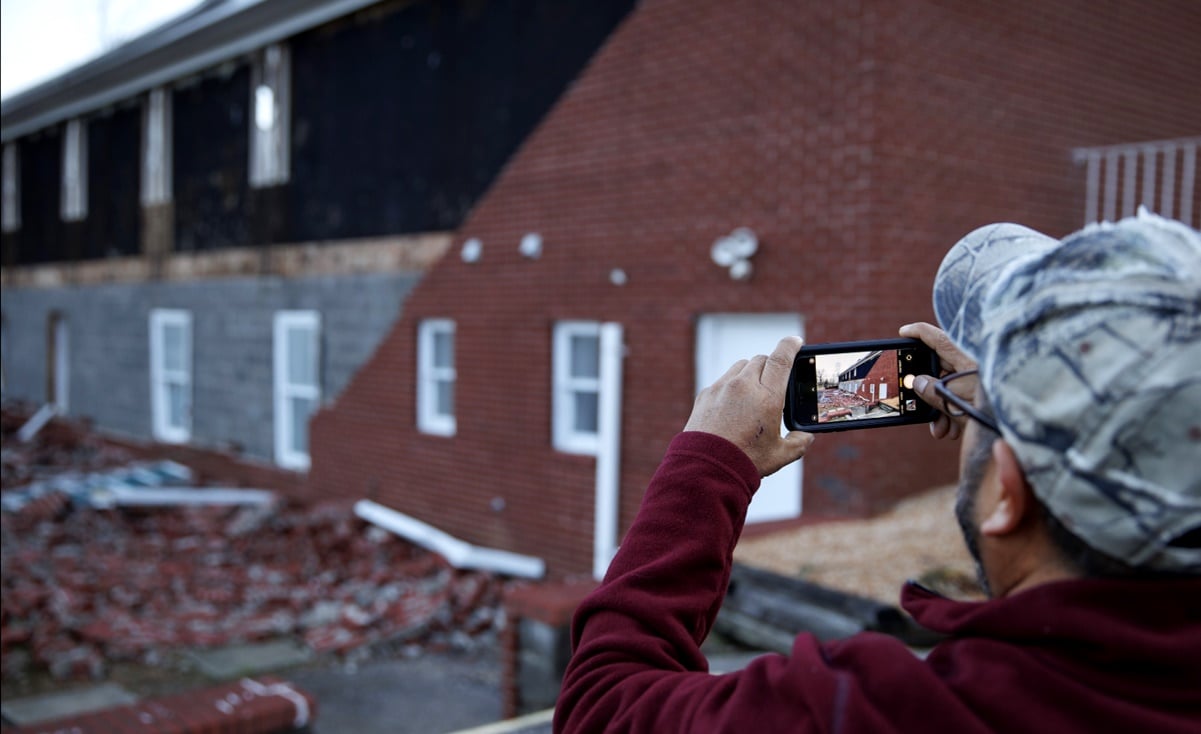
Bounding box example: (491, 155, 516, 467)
(554, 210, 1200, 733)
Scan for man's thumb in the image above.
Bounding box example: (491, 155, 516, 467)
(784, 430, 816, 455)
(765, 431, 814, 474)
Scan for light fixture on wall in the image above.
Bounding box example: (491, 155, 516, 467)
(609, 268, 628, 286)
(519, 232, 542, 259)
(711, 227, 758, 280)
(461, 237, 482, 263)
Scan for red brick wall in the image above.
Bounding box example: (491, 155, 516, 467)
(851, 350, 898, 404)
(308, 0, 1201, 576)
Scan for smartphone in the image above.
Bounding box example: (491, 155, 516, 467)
(783, 338, 940, 432)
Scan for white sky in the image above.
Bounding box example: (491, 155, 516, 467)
(1, 0, 203, 101)
(815, 351, 872, 380)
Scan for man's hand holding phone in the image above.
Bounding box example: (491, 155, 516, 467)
(898, 322, 978, 441)
(782, 338, 940, 432)
(685, 336, 816, 478)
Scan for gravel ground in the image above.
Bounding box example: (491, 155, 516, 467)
(734, 484, 985, 605)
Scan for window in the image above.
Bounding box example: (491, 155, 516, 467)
(142, 87, 173, 206)
(417, 319, 456, 436)
(150, 309, 192, 443)
(2, 143, 18, 232)
(553, 321, 601, 455)
(249, 44, 291, 187)
(61, 119, 88, 221)
(1075, 137, 1199, 228)
(274, 311, 321, 469)
(48, 312, 69, 412)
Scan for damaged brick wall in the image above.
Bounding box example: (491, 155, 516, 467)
(845, 350, 897, 405)
(0, 0, 641, 473)
(172, 66, 253, 253)
(0, 272, 423, 463)
(3, 0, 638, 266)
(84, 103, 141, 260)
(3, 130, 63, 266)
(307, 0, 1201, 577)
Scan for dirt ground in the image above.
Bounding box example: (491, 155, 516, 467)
(734, 484, 985, 605)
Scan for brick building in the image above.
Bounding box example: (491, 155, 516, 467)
(0, 0, 634, 478)
(3, 0, 1198, 580)
(307, 0, 1200, 577)
(837, 350, 898, 407)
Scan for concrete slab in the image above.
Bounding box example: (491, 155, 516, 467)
(707, 651, 771, 674)
(443, 650, 766, 734)
(448, 708, 554, 734)
(1, 682, 138, 725)
(288, 650, 501, 734)
(185, 638, 313, 680)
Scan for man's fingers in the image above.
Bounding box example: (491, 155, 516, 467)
(718, 358, 749, 384)
(762, 430, 815, 477)
(899, 322, 976, 373)
(784, 430, 816, 454)
(760, 336, 804, 392)
(917, 379, 966, 441)
(899, 321, 951, 353)
(911, 374, 940, 407)
(930, 414, 951, 440)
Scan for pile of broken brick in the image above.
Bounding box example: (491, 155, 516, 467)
(1, 405, 508, 685)
(1, 406, 133, 491)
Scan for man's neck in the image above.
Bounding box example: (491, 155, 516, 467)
(989, 551, 1081, 598)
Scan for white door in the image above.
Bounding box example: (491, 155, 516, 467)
(696, 313, 804, 523)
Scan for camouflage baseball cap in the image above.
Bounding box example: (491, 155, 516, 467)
(933, 208, 1201, 573)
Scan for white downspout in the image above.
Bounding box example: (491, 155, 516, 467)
(594, 322, 624, 580)
(355, 499, 545, 579)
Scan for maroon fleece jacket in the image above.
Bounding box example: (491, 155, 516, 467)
(554, 432, 1201, 733)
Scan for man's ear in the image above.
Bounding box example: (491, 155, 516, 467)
(979, 440, 1035, 537)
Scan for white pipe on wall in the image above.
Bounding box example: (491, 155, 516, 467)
(593, 322, 625, 580)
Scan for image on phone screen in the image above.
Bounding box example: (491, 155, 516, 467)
(814, 350, 903, 424)
(784, 339, 939, 432)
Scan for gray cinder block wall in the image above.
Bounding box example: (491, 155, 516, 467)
(0, 272, 419, 462)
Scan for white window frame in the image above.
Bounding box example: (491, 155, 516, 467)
(2, 142, 18, 233)
(141, 87, 173, 206)
(553, 321, 602, 455)
(149, 309, 192, 443)
(274, 310, 321, 470)
(61, 118, 88, 221)
(249, 43, 291, 188)
(417, 319, 457, 436)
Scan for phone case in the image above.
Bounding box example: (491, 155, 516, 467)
(783, 338, 940, 433)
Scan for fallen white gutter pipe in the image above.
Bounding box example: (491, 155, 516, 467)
(17, 404, 59, 442)
(354, 499, 546, 579)
(91, 486, 276, 509)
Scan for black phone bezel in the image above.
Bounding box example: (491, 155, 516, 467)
(783, 338, 940, 433)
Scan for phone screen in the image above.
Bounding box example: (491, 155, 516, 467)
(784, 339, 939, 432)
